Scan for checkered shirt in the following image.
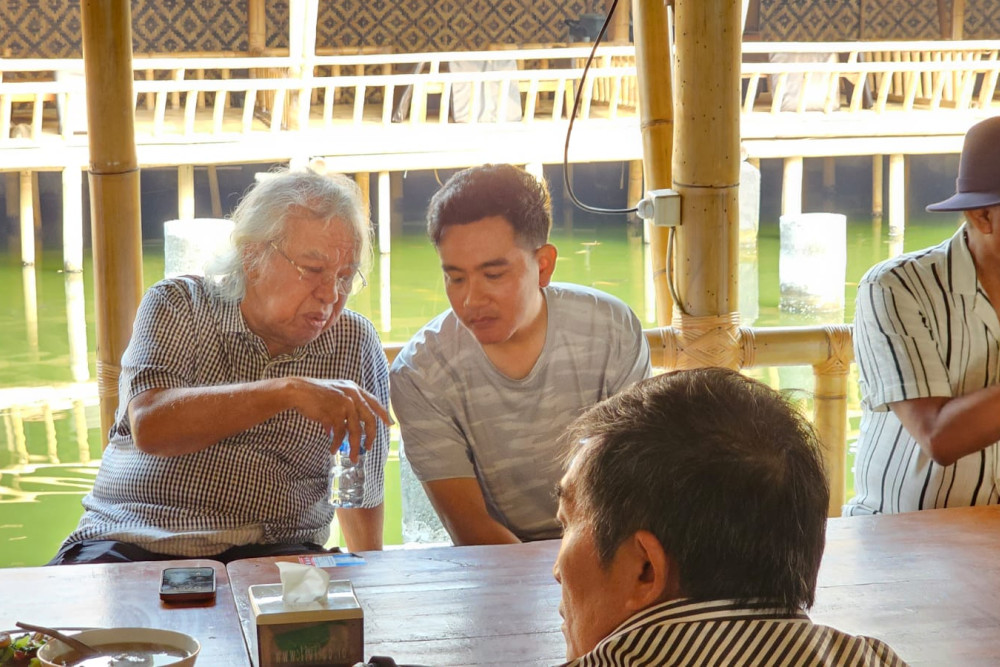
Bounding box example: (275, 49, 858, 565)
(64, 276, 389, 557)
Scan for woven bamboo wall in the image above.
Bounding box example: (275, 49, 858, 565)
(0, 0, 603, 57)
(759, 0, 1000, 41)
(2, 1, 998, 57)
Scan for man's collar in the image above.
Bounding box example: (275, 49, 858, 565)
(952, 224, 980, 296)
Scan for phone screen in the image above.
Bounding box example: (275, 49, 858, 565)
(160, 566, 216, 602)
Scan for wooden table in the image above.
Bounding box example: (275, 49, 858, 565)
(228, 505, 1000, 666)
(0, 559, 251, 666)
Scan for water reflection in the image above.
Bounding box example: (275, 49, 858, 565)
(65, 272, 90, 382)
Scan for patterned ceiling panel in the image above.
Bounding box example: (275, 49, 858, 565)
(966, 0, 1000, 38)
(862, 0, 941, 39)
(2, 1, 998, 59)
(759, 0, 861, 41)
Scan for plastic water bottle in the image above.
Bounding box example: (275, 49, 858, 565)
(330, 436, 366, 508)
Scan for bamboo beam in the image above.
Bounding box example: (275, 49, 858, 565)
(672, 0, 740, 332)
(632, 0, 674, 325)
(81, 0, 144, 447)
(782, 156, 803, 217)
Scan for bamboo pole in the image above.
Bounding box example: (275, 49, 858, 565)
(952, 0, 965, 40)
(632, 0, 674, 326)
(248, 0, 265, 55)
(608, 0, 631, 44)
(81, 0, 144, 446)
(671, 0, 741, 367)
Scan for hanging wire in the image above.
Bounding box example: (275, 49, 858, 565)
(562, 0, 637, 215)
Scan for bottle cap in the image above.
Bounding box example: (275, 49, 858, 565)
(337, 435, 366, 456)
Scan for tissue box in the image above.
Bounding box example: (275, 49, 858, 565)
(249, 580, 364, 667)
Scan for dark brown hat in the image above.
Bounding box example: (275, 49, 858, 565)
(926, 116, 1000, 212)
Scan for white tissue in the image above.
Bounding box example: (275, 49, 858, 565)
(276, 561, 331, 608)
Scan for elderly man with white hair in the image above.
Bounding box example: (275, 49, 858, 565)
(51, 169, 390, 564)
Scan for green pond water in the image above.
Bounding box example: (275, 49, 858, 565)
(0, 177, 965, 567)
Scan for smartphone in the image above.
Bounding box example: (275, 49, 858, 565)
(159, 566, 216, 603)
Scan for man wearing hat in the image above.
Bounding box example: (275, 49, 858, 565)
(845, 116, 1000, 515)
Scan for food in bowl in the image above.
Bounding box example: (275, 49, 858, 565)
(37, 629, 199, 667)
(0, 631, 47, 666)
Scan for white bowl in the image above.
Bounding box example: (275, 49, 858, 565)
(37, 627, 200, 667)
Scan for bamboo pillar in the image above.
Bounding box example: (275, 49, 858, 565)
(178, 164, 195, 220)
(632, 0, 673, 326)
(207, 166, 222, 218)
(248, 0, 265, 55)
(888, 153, 905, 240)
(19, 170, 34, 266)
(627, 159, 644, 238)
(872, 154, 884, 218)
(670, 0, 741, 368)
(952, 0, 965, 40)
(608, 0, 631, 44)
(82, 0, 144, 446)
(782, 156, 803, 217)
(812, 325, 852, 515)
(62, 165, 84, 273)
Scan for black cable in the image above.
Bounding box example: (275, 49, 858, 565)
(563, 0, 638, 216)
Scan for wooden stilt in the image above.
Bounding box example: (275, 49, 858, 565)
(19, 170, 34, 266)
(888, 153, 905, 240)
(782, 156, 803, 217)
(178, 164, 195, 220)
(872, 154, 884, 218)
(822, 156, 836, 204)
(390, 171, 404, 239)
(207, 166, 222, 218)
(378, 171, 391, 254)
(627, 159, 644, 234)
(62, 165, 84, 273)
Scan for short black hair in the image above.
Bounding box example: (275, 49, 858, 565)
(427, 164, 551, 249)
(564, 368, 829, 613)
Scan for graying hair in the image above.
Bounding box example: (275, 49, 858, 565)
(205, 168, 371, 302)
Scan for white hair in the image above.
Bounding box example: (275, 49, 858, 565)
(205, 167, 371, 302)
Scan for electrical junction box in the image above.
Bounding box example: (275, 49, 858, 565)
(636, 188, 681, 227)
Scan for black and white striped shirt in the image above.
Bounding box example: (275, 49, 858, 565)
(65, 276, 390, 557)
(846, 226, 1000, 516)
(562, 599, 906, 666)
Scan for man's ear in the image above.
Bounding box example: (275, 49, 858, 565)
(618, 530, 679, 612)
(965, 207, 992, 235)
(535, 244, 558, 287)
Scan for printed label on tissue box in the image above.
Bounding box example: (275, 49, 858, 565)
(250, 580, 363, 667)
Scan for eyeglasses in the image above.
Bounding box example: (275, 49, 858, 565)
(269, 241, 367, 296)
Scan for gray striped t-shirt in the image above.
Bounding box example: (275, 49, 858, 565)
(390, 283, 650, 541)
(846, 225, 1000, 516)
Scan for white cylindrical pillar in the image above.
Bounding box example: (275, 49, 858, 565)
(779, 212, 847, 314)
(164, 218, 234, 278)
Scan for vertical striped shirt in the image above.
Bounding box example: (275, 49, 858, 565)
(64, 276, 390, 557)
(562, 599, 907, 666)
(846, 225, 1000, 516)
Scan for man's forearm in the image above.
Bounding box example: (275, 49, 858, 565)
(128, 379, 296, 457)
(891, 383, 1000, 466)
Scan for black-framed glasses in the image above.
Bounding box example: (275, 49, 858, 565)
(269, 241, 367, 296)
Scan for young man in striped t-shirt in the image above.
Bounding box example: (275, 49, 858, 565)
(846, 116, 1000, 516)
(554, 369, 905, 666)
